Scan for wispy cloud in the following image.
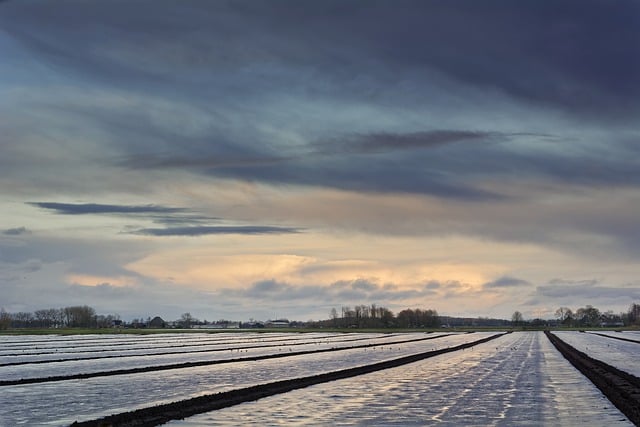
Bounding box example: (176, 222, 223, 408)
(318, 130, 498, 155)
(119, 154, 292, 170)
(234, 278, 434, 304)
(131, 225, 302, 237)
(29, 202, 186, 215)
(3, 226, 31, 236)
(29, 201, 221, 227)
(29, 202, 299, 237)
(536, 279, 640, 300)
(483, 276, 531, 289)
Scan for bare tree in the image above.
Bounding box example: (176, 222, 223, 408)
(0, 308, 11, 330)
(576, 305, 600, 327)
(628, 303, 640, 325)
(63, 306, 96, 328)
(51, 308, 64, 328)
(555, 307, 573, 326)
(14, 312, 34, 328)
(34, 309, 50, 328)
(330, 308, 338, 327)
(511, 311, 524, 326)
(180, 312, 194, 329)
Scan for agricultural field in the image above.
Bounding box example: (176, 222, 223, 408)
(0, 331, 637, 426)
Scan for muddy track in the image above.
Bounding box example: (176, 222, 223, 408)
(0, 334, 456, 386)
(545, 331, 640, 426)
(70, 332, 507, 427)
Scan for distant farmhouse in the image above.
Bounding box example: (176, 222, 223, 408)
(148, 316, 166, 328)
(242, 320, 264, 328)
(193, 320, 240, 329)
(265, 319, 290, 328)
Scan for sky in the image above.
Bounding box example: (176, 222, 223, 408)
(1, 0, 639, 322)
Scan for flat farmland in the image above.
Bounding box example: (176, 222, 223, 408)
(0, 331, 637, 426)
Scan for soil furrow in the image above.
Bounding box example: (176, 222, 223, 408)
(545, 331, 640, 426)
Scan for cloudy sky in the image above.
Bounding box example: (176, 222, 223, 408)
(1, 0, 639, 322)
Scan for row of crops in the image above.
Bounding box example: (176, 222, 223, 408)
(0, 331, 638, 426)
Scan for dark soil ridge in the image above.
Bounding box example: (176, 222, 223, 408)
(545, 331, 640, 426)
(588, 332, 640, 345)
(70, 332, 507, 427)
(0, 333, 458, 386)
(0, 333, 397, 367)
(0, 333, 354, 356)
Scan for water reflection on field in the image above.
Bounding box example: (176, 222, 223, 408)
(0, 331, 634, 426)
(0, 332, 480, 425)
(554, 331, 640, 377)
(170, 332, 632, 426)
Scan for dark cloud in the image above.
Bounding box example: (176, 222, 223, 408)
(547, 278, 599, 288)
(0, 234, 147, 278)
(0, 259, 42, 284)
(27, 201, 300, 238)
(1, 0, 638, 118)
(235, 278, 435, 306)
(317, 130, 498, 155)
(424, 281, 442, 290)
(536, 280, 640, 301)
(484, 276, 531, 289)
(243, 280, 324, 301)
(29, 202, 186, 215)
(131, 225, 301, 237)
(249, 279, 289, 294)
(112, 122, 640, 201)
(3, 227, 30, 236)
(3, 1, 639, 203)
(29, 201, 221, 229)
(119, 145, 506, 201)
(208, 154, 505, 201)
(149, 215, 220, 226)
(119, 153, 291, 170)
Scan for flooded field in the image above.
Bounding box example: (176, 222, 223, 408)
(0, 331, 636, 426)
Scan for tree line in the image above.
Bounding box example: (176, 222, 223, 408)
(316, 304, 440, 329)
(2, 302, 639, 331)
(553, 303, 640, 327)
(321, 302, 640, 329)
(0, 306, 120, 330)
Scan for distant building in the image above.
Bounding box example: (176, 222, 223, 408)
(266, 319, 290, 328)
(148, 316, 166, 328)
(193, 321, 240, 329)
(242, 320, 265, 328)
(601, 321, 624, 327)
